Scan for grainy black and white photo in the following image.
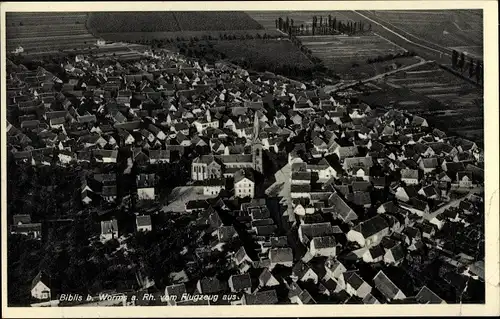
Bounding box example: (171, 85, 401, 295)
(2, 2, 494, 313)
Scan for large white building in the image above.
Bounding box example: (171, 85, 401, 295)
(234, 169, 255, 198)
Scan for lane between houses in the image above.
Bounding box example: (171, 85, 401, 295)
(424, 187, 483, 222)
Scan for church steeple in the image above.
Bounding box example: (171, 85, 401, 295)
(252, 111, 263, 174)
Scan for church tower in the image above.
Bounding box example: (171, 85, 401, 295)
(252, 112, 264, 174)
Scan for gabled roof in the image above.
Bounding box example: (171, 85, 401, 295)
(244, 289, 278, 305)
(415, 286, 445, 304)
(351, 215, 389, 238)
(373, 271, 404, 301)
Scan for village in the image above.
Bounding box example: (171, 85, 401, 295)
(6, 40, 485, 306)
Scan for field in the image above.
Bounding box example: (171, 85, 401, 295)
(363, 62, 483, 143)
(297, 34, 416, 79)
(213, 39, 314, 70)
(87, 11, 264, 37)
(6, 13, 97, 54)
(359, 10, 483, 59)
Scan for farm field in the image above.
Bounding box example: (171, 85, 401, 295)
(213, 39, 314, 71)
(6, 12, 97, 54)
(365, 62, 483, 143)
(87, 11, 263, 34)
(360, 10, 483, 59)
(297, 34, 414, 79)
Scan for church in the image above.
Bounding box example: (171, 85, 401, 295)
(191, 112, 263, 181)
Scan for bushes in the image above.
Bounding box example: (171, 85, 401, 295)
(367, 51, 416, 64)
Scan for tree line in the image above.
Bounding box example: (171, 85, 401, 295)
(276, 15, 372, 36)
(451, 50, 482, 85)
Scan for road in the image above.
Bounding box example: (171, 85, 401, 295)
(326, 58, 432, 93)
(337, 10, 453, 65)
(354, 10, 452, 58)
(424, 187, 483, 221)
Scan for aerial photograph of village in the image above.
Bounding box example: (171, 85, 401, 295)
(5, 9, 485, 307)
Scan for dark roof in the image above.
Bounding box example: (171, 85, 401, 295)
(352, 215, 389, 238)
(229, 274, 252, 292)
(165, 283, 186, 298)
(344, 271, 366, 290)
(369, 245, 385, 259)
(198, 277, 225, 294)
(244, 290, 278, 305)
(136, 215, 152, 227)
(31, 270, 51, 290)
(373, 271, 402, 300)
(312, 236, 336, 249)
(415, 286, 445, 304)
(269, 248, 293, 263)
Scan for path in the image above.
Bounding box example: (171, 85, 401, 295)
(326, 59, 431, 93)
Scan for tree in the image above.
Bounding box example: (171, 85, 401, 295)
(475, 61, 482, 83)
(468, 57, 474, 78)
(458, 52, 465, 70)
(451, 50, 458, 68)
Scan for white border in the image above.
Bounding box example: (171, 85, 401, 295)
(1, 1, 499, 317)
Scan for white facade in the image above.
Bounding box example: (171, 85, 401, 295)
(234, 178, 254, 198)
(31, 282, 50, 300)
(138, 187, 155, 200)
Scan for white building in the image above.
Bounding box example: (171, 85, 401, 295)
(234, 169, 255, 198)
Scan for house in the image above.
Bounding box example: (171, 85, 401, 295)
(399, 197, 429, 217)
(324, 258, 347, 281)
(242, 290, 278, 305)
(338, 271, 372, 299)
(10, 222, 42, 240)
(400, 169, 419, 185)
(384, 243, 405, 265)
(196, 277, 226, 295)
(228, 274, 252, 294)
(291, 261, 319, 284)
(234, 246, 253, 272)
(326, 193, 358, 223)
(136, 215, 152, 232)
(149, 150, 170, 164)
(418, 185, 439, 199)
(456, 171, 475, 188)
(419, 158, 438, 174)
(31, 271, 51, 300)
(259, 268, 280, 287)
(234, 169, 255, 198)
(164, 283, 187, 306)
(100, 219, 118, 242)
(347, 215, 390, 247)
(373, 271, 406, 301)
(343, 157, 373, 181)
(362, 245, 385, 263)
(269, 248, 293, 269)
(137, 174, 155, 200)
(429, 213, 446, 230)
(102, 185, 117, 202)
(415, 286, 446, 304)
(202, 179, 226, 196)
(191, 155, 222, 181)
